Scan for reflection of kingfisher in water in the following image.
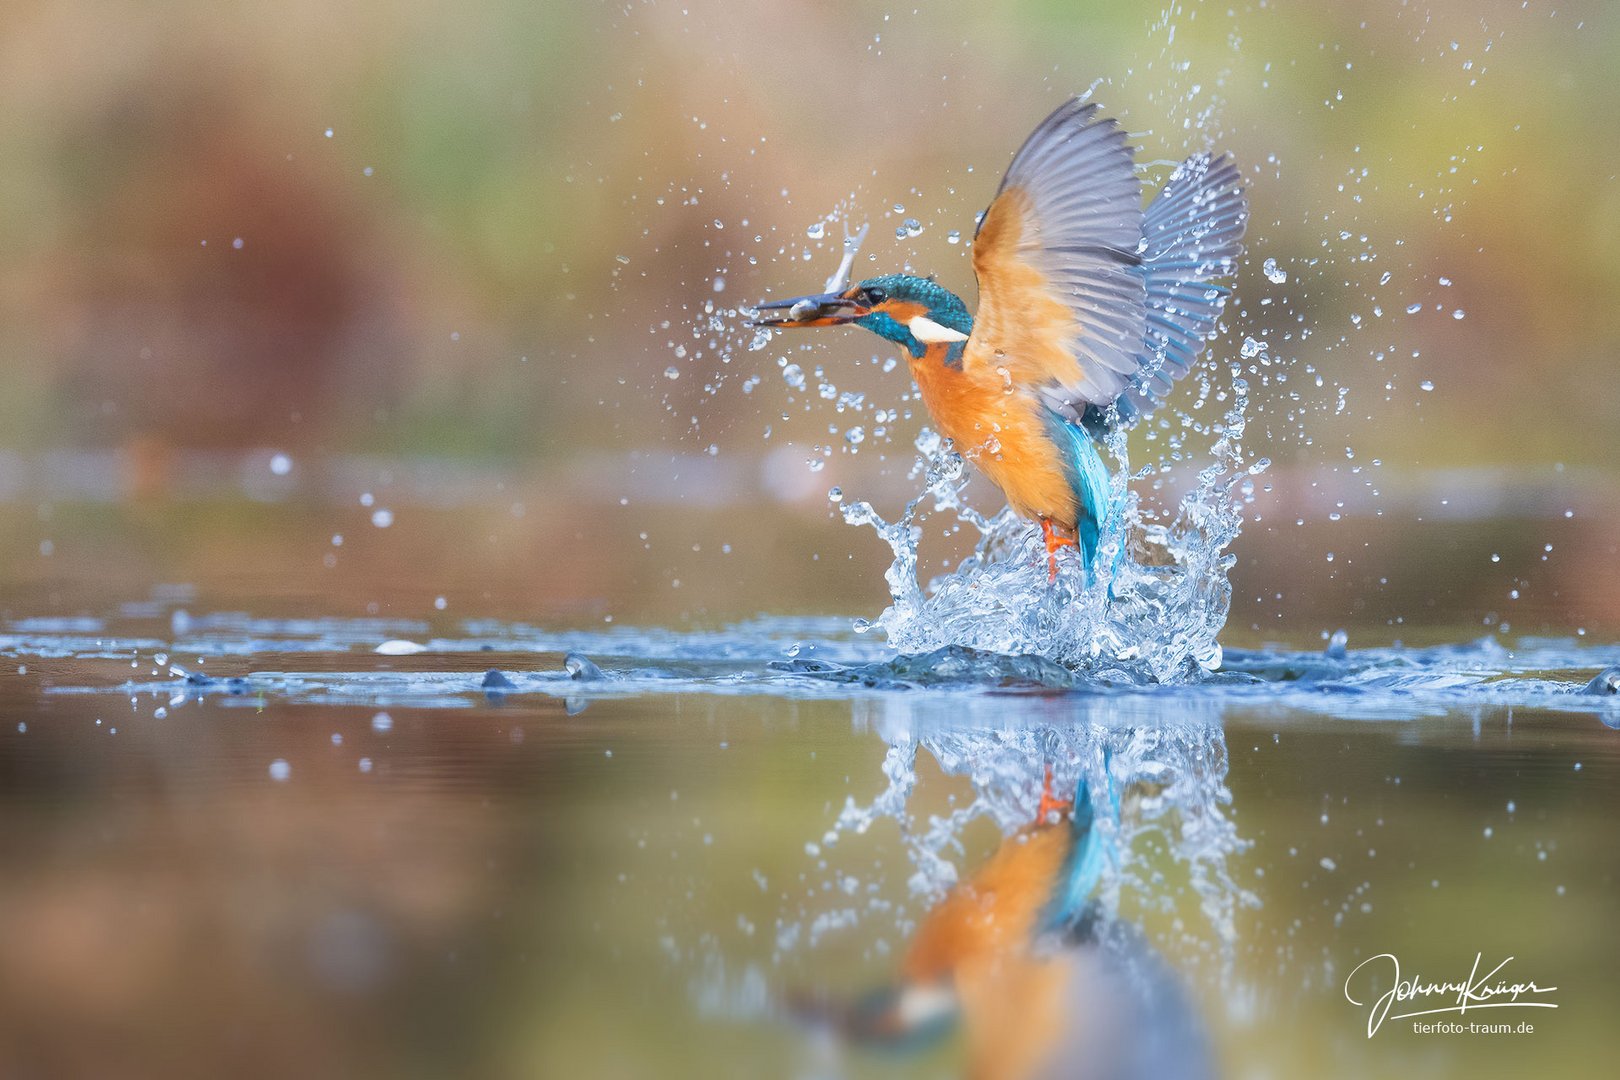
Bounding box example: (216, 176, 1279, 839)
(753, 99, 1246, 580)
(798, 768, 1212, 1080)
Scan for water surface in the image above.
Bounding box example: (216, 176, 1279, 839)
(3, 599, 1616, 1078)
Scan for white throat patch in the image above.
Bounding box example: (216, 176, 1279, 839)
(907, 315, 969, 344)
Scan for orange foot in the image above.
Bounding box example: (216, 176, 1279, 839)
(1036, 764, 1072, 824)
(1040, 519, 1077, 582)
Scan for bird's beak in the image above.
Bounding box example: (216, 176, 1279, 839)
(747, 290, 868, 329)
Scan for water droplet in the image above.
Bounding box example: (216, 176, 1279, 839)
(269, 453, 292, 476)
(1262, 257, 1288, 284)
(371, 508, 394, 528)
(1326, 629, 1348, 660)
(268, 759, 291, 782)
(806, 222, 825, 240)
(946, 230, 961, 245)
(664, 366, 680, 380)
(1419, 380, 1435, 392)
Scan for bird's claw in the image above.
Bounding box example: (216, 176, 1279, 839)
(1036, 764, 1072, 824)
(1039, 520, 1078, 583)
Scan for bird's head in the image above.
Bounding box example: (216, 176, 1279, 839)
(751, 274, 973, 359)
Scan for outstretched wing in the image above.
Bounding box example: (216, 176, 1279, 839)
(966, 99, 1147, 414)
(1109, 151, 1247, 426)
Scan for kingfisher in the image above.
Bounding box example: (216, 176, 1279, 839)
(753, 98, 1247, 581)
(796, 769, 1212, 1079)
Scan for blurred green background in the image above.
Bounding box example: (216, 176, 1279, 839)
(3, 6, 1619, 1077)
(1, 0, 1617, 630)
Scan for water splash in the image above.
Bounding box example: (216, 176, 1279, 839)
(784, 697, 1255, 973)
(771, 704, 1242, 1075)
(841, 377, 1263, 683)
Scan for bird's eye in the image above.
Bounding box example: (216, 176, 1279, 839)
(863, 287, 887, 306)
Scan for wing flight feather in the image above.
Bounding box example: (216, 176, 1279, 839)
(967, 101, 1147, 410)
(967, 100, 1246, 430)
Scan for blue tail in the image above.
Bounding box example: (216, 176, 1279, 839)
(1039, 764, 1120, 935)
(1044, 409, 1113, 574)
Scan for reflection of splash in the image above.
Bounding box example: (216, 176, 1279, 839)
(804, 807, 1213, 1079)
(788, 696, 1245, 1078)
(842, 378, 1264, 684)
(839, 696, 1254, 950)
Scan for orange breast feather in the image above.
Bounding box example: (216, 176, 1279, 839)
(909, 341, 1079, 529)
(901, 823, 1075, 1080)
(902, 823, 1071, 982)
